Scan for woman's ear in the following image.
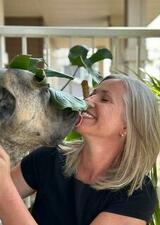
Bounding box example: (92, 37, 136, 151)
(119, 126, 127, 137)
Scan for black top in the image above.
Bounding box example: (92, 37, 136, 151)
(21, 146, 157, 225)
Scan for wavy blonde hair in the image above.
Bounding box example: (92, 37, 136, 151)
(60, 74, 160, 195)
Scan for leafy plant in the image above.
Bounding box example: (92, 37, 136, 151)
(9, 54, 73, 82)
(61, 45, 112, 91)
(8, 54, 88, 112)
(62, 45, 113, 140)
(49, 88, 88, 111)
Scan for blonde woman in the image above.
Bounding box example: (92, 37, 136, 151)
(0, 74, 159, 225)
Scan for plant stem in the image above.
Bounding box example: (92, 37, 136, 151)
(81, 80, 89, 98)
(61, 66, 79, 91)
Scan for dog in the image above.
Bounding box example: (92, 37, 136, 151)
(0, 68, 78, 165)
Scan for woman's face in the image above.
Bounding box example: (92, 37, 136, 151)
(75, 79, 126, 140)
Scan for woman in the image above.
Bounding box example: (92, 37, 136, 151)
(0, 74, 159, 225)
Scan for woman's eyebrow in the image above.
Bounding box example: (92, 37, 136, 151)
(98, 89, 111, 96)
(90, 89, 111, 96)
(101, 90, 110, 94)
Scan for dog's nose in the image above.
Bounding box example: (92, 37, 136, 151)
(63, 108, 78, 119)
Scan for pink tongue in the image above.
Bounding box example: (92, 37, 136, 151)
(75, 114, 82, 126)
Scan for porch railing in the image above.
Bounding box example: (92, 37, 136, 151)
(0, 26, 160, 72)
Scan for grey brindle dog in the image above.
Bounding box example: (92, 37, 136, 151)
(0, 69, 78, 165)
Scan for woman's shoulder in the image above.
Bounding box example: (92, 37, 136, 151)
(110, 176, 157, 206)
(129, 176, 157, 203)
(105, 176, 158, 222)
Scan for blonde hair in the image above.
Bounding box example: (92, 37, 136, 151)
(60, 74, 160, 195)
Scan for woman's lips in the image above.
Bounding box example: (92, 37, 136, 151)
(75, 111, 96, 127)
(81, 111, 96, 119)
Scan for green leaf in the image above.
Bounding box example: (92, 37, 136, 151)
(49, 88, 88, 111)
(145, 77, 160, 97)
(28, 57, 44, 73)
(9, 54, 74, 83)
(44, 69, 73, 80)
(89, 48, 113, 65)
(81, 57, 102, 83)
(9, 54, 44, 73)
(87, 66, 102, 83)
(152, 206, 160, 225)
(68, 45, 89, 67)
(65, 130, 82, 141)
(9, 55, 31, 70)
(149, 76, 160, 89)
(92, 79, 98, 87)
(34, 68, 47, 83)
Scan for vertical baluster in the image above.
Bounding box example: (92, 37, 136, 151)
(0, 36, 5, 67)
(111, 37, 118, 71)
(67, 36, 73, 94)
(68, 36, 73, 48)
(44, 36, 51, 67)
(21, 36, 27, 55)
(136, 37, 141, 74)
(91, 36, 95, 54)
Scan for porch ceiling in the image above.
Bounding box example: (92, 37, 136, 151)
(3, 0, 160, 27)
(4, 0, 124, 26)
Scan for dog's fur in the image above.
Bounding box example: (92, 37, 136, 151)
(0, 69, 78, 164)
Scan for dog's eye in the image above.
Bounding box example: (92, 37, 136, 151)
(41, 87, 50, 97)
(44, 88, 49, 93)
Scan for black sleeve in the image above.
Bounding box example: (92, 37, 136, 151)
(20, 146, 58, 190)
(104, 177, 158, 222)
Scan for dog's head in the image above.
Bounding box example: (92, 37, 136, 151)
(0, 69, 78, 163)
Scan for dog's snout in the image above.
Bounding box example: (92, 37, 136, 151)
(64, 108, 78, 118)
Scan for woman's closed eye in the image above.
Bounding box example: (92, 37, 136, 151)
(101, 94, 112, 103)
(101, 98, 109, 102)
(88, 89, 113, 103)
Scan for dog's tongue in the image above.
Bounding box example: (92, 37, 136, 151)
(75, 113, 83, 127)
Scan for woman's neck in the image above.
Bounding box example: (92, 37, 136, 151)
(76, 138, 123, 184)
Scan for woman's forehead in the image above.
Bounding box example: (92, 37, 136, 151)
(98, 79, 125, 91)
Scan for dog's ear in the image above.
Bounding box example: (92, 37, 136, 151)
(0, 86, 16, 123)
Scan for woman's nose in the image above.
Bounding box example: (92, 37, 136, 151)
(85, 95, 96, 108)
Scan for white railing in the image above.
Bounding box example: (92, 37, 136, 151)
(0, 26, 160, 72)
(0, 26, 160, 37)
